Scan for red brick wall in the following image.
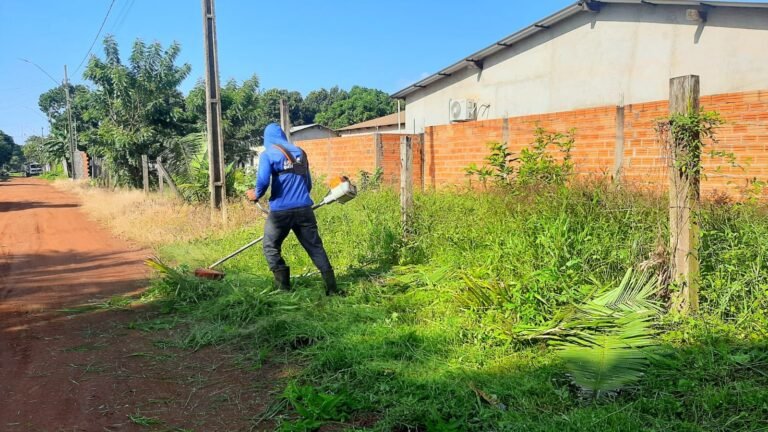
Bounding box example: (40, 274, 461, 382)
(425, 119, 505, 188)
(423, 90, 768, 197)
(700, 92, 768, 198)
(298, 133, 424, 188)
(299, 135, 377, 182)
(296, 91, 767, 195)
(379, 134, 424, 188)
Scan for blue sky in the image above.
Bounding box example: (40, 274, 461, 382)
(0, 0, 583, 144)
(4, 0, 761, 145)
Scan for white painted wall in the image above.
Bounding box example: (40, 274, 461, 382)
(404, 4, 768, 131)
(292, 126, 338, 141)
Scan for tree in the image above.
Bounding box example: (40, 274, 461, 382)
(186, 75, 264, 163)
(258, 88, 305, 130)
(301, 86, 349, 124)
(0, 130, 18, 167)
(38, 84, 95, 154)
(314, 86, 396, 129)
(22, 135, 48, 164)
(82, 36, 193, 186)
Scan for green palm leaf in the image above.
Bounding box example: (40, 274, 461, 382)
(593, 268, 662, 313)
(556, 321, 652, 393)
(529, 268, 664, 395)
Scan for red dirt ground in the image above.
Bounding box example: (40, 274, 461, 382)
(0, 178, 279, 431)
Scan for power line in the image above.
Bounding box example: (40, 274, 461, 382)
(110, 0, 136, 34)
(18, 58, 60, 85)
(74, 0, 117, 75)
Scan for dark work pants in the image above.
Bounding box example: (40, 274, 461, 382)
(263, 206, 333, 273)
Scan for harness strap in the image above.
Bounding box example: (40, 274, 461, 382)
(274, 144, 298, 165)
(273, 144, 308, 177)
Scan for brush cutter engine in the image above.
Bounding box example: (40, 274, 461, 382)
(321, 176, 357, 205)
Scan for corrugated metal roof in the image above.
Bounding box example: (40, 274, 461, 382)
(391, 0, 768, 99)
(290, 123, 333, 133)
(337, 112, 406, 131)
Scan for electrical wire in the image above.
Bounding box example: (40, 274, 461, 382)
(74, 0, 118, 75)
(109, 0, 136, 35)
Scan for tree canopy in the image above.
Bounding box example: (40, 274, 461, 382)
(82, 36, 193, 186)
(0, 130, 19, 167)
(21, 135, 48, 164)
(314, 86, 396, 129)
(32, 36, 395, 186)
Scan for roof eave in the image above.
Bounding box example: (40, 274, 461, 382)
(391, 1, 586, 99)
(390, 0, 768, 99)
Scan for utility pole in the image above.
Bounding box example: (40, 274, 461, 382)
(201, 0, 227, 219)
(63, 65, 77, 180)
(280, 98, 292, 141)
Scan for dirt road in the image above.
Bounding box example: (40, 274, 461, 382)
(0, 178, 275, 431)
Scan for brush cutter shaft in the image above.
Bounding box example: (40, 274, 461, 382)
(206, 201, 327, 270)
(208, 235, 265, 269)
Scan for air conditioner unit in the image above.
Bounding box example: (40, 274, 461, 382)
(449, 99, 477, 122)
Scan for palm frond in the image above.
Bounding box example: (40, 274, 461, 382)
(516, 268, 665, 395)
(593, 268, 662, 313)
(556, 323, 652, 393)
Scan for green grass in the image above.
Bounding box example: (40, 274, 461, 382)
(145, 182, 768, 431)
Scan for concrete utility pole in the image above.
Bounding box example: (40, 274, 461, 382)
(63, 65, 77, 180)
(279, 98, 291, 141)
(201, 0, 227, 219)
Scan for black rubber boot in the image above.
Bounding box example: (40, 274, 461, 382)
(322, 269, 338, 296)
(273, 267, 291, 291)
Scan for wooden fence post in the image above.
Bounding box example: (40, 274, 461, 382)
(141, 154, 149, 194)
(374, 132, 383, 172)
(613, 99, 626, 182)
(419, 133, 426, 192)
(156, 157, 165, 194)
(669, 75, 701, 314)
(156, 159, 184, 200)
(400, 136, 414, 235)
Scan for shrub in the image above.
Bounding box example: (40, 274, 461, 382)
(465, 126, 574, 187)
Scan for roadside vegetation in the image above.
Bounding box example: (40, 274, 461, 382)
(33, 37, 766, 429)
(134, 181, 767, 431)
(64, 119, 766, 431)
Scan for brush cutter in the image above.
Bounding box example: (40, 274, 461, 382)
(193, 177, 357, 280)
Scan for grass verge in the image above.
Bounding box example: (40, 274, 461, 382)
(86, 181, 768, 431)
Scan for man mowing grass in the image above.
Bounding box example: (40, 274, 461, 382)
(246, 123, 338, 295)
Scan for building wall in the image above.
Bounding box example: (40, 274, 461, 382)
(423, 90, 768, 198)
(405, 4, 768, 131)
(292, 126, 338, 142)
(338, 124, 406, 137)
(297, 135, 378, 182)
(291, 134, 424, 187)
(379, 134, 424, 188)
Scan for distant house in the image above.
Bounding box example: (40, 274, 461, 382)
(289, 123, 338, 141)
(337, 112, 406, 136)
(392, 0, 768, 132)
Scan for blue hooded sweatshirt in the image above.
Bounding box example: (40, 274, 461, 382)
(255, 123, 314, 211)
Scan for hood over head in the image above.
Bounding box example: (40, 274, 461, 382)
(263, 123, 291, 149)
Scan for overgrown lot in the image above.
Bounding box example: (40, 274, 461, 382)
(137, 181, 768, 431)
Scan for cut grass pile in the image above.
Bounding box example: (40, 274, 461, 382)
(136, 182, 768, 430)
